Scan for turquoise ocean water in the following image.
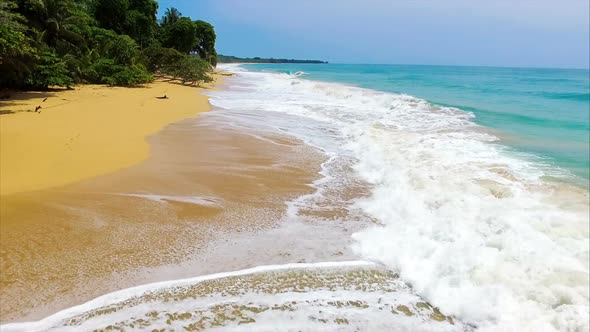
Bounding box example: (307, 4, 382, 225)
(245, 64, 590, 183)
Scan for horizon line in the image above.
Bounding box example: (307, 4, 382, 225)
(224, 60, 589, 71)
(218, 54, 589, 71)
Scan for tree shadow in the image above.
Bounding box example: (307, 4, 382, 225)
(153, 75, 211, 88)
(0, 109, 40, 115)
(0, 89, 62, 114)
(0, 88, 67, 101)
(0, 90, 56, 103)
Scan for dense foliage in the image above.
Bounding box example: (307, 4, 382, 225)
(217, 55, 327, 64)
(0, 0, 216, 89)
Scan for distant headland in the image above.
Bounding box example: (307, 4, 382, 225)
(218, 55, 328, 64)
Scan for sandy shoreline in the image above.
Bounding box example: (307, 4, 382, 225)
(0, 75, 328, 322)
(0, 77, 221, 196)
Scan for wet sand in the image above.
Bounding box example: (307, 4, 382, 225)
(0, 90, 326, 322)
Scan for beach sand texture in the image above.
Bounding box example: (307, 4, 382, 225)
(0, 78, 324, 321)
(0, 79, 218, 196)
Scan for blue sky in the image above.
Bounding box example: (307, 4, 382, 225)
(157, 0, 590, 68)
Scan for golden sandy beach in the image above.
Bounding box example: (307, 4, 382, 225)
(0, 79, 219, 196)
(0, 77, 323, 321)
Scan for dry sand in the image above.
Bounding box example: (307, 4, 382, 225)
(0, 77, 325, 321)
(0, 78, 218, 196)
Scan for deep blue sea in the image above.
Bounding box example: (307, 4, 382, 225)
(244, 64, 590, 183)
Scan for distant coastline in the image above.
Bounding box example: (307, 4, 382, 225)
(218, 54, 327, 64)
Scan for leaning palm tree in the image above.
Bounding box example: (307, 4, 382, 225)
(19, 0, 86, 50)
(43, 0, 87, 48)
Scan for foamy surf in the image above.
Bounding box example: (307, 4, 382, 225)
(0, 261, 468, 332)
(117, 193, 223, 207)
(209, 65, 589, 332)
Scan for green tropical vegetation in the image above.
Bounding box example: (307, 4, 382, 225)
(217, 55, 327, 64)
(0, 0, 216, 89)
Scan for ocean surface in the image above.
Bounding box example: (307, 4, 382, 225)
(209, 64, 590, 332)
(244, 64, 590, 183)
(4, 64, 588, 332)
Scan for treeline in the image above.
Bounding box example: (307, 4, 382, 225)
(0, 1, 217, 89)
(218, 55, 327, 64)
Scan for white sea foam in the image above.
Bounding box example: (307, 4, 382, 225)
(117, 193, 223, 207)
(0, 262, 371, 331)
(209, 66, 590, 332)
(2, 261, 469, 332)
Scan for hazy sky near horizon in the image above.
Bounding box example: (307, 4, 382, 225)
(158, 0, 589, 68)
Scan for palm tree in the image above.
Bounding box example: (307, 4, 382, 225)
(19, 0, 86, 49)
(161, 7, 181, 26)
(43, 0, 87, 48)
